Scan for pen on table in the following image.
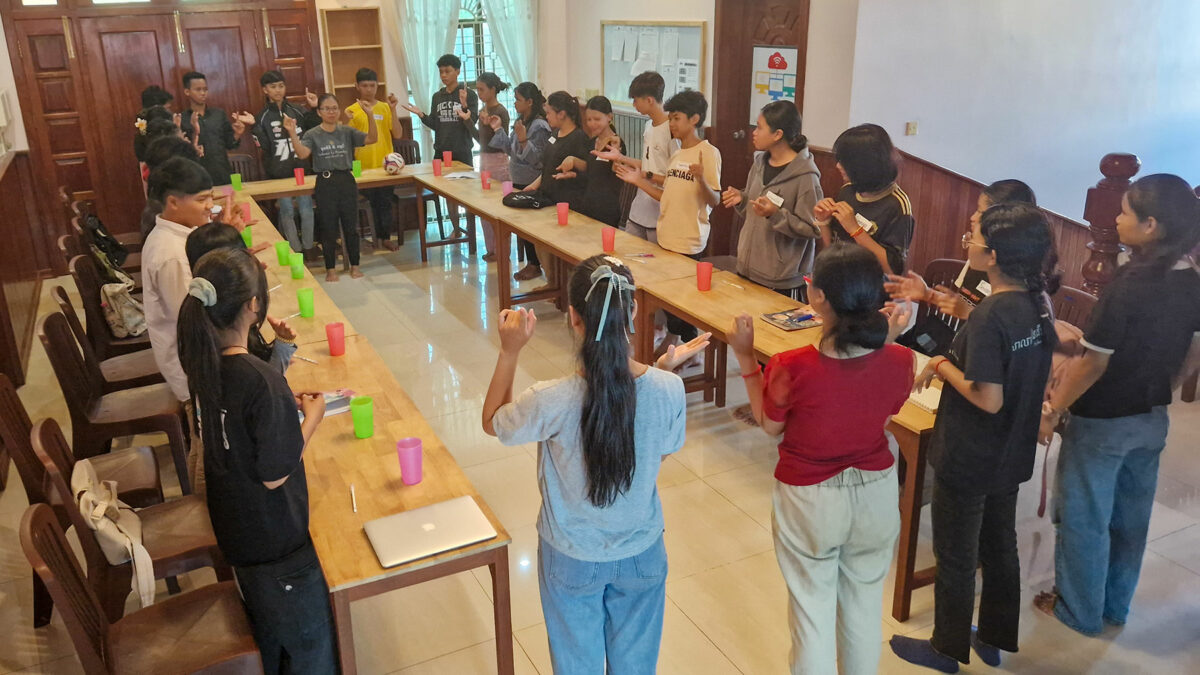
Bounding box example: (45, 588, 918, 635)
(294, 355, 318, 364)
(626, 253, 655, 258)
(721, 279, 745, 290)
(284, 311, 302, 319)
(350, 484, 357, 513)
(268, 284, 282, 293)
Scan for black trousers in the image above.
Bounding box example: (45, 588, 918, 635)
(364, 186, 394, 241)
(234, 538, 337, 674)
(315, 171, 359, 269)
(930, 477, 1021, 663)
(665, 252, 703, 341)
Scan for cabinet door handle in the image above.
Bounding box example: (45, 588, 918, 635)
(173, 11, 186, 54)
(261, 10, 272, 49)
(62, 17, 75, 59)
(732, 129, 745, 140)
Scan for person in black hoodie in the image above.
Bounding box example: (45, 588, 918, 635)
(400, 53, 478, 166)
(180, 71, 253, 186)
(253, 70, 321, 260)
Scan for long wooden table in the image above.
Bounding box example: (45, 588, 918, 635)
(223, 184, 515, 674)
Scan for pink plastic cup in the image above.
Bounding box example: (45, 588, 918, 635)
(442, 150, 453, 166)
(501, 180, 514, 196)
(480, 170, 491, 190)
(325, 322, 345, 356)
(294, 168, 305, 186)
(602, 226, 616, 253)
(556, 202, 569, 226)
(432, 159, 443, 176)
(697, 262, 714, 291)
(240, 203, 251, 222)
(397, 437, 423, 485)
(222, 185, 234, 202)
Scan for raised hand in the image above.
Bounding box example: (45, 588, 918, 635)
(266, 315, 297, 342)
(457, 105, 471, 121)
(305, 87, 319, 108)
(172, 112, 182, 129)
(614, 163, 643, 186)
(387, 92, 400, 111)
(498, 308, 536, 354)
(234, 111, 255, 126)
(884, 299, 914, 344)
(282, 114, 297, 134)
(656, 332, 713, 371)
(400, 101, 423, 116)
(458, 87, 469, 107)
(514, 118, 527, 144)
(813, 197, 837, 221)
(884, 271, 930, 302)
(933, 285, 973, 320)
(721, 186, 743, 208)
(688, 153, 704, 181)
(488, 115, 503, 131)
(728, 314, 756, 359)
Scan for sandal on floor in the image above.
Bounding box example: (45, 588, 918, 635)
(1033, 590, 1059, 617)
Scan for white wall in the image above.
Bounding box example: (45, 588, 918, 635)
(801, 0, 858, 148)
(847, 0, 1200, 218)
(0, 19, 29, 153)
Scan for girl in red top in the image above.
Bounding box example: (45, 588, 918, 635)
(730, 243, 915, 675)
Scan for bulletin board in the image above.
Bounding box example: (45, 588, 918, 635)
(601, 21, 707, 108)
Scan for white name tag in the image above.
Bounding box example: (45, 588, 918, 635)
(548, 136, 556, 144)
(764, 191, 785, 207)
(976, 279, 993, 296)
(674, 161, 691, 172)
(374, 114, 384, 121)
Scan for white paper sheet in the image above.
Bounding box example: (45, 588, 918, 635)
(610, 31, 625, 61)
(622, 28, 637, 61)
(661, 30, 679, 65)
(676, 58, 700, 90)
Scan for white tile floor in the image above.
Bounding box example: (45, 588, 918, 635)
(5, 239, 1200, 674)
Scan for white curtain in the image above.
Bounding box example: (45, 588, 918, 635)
(481, 0, 539, 85)
(391, 0, 462, 157)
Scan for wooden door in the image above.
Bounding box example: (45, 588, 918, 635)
(264, 8, 320, 106)
(709, 0, 810, 256)
(177, 11, 264, 117)
(11, 18, 104, 255)
(77, 15, 177, 234)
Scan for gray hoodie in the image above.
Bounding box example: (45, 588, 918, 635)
(734, 148, 823, 289)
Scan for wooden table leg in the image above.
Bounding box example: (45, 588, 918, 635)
(715, 342, 727, 408)
(890, 425, 929, 622)
(490, 547, 515, 674)
(417, 191, 429, 264)
(633, 290, 655, 363)
(467, 212, 478, 255)
(332, 589, 357, 674)
(496, 222, 513, 311)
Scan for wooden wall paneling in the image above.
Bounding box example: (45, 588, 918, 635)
(0, 154, 42, 387)
(77, 15, 177, 234)
(9, 18, 103, 269)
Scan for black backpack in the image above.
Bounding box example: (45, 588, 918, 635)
(83, 213, 129, 267)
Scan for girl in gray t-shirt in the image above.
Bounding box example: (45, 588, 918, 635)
(286, 93, 376, 281)
(482, 255, 708, 673)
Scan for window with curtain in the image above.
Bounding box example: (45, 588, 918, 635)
(455, 1, 516, 115)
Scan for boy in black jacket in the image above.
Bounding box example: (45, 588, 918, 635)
(400, 53, 478, 165)
(253, 70, 322, 259)
(180, 71, 251, 186)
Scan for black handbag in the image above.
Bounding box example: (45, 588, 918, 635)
(83, 213, 130, 267)
(502, 191, 555, 209)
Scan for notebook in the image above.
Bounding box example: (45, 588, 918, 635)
(364, 496, 497, 568)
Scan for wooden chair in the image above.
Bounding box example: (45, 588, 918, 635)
(37, 312, 190, 493)
(33, 419, 230, 622)
(228, 152, 263, 183)
(919, 257, 968, 331)
(51, 286, 163, 393)
(61, 186, 143, 252)
(0, 375, 162, 628)
(1050, 284, 1098, 328)
(58, 233, 84, 271)
(68, 255, 151, 360)
(71, 216, 141, 273)
(20, 503, 261, 674)
(393, 138, 446, 238)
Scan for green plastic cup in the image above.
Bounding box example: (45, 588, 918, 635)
(297, 287, 314, 318)
(275, 241, 291, 266)
(350, 396, 374, 439)
(240, 225, 252, 248)
(289, 252, 304, 279)
(231, 173, 243, 191)
(352, 160, 362, 178)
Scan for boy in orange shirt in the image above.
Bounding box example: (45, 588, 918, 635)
(346, 68, 405, 250)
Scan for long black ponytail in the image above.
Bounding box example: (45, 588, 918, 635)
(177, 248, 269, 472)
(547, 91, 582, 129)
(514, 82, 546, 126)
(980, 202, 1059, 347)
(812, 244, 890, 354)
(568, 255, 638, 507)
(1124, 174, 1200, 278)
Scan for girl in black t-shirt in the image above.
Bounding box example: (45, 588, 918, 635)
(1035, 174, 1200, 636)
(555, 96, 627, 227)
(890, 203, 1056, 671)
(177, 248, 335, 673)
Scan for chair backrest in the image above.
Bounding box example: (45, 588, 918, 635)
(1051, 285, 1098, 328)
(923, 258, 966, 290)
(58, 234, 84, 269)
(20, 503, 111, 673)
(70, 215, 96, 251)
(32, 418, 112, 578)
(68, 254, 114, 354)
(228, 153, 262, 183)
(0, 373, 44, 507)
(50, 286, 108, 386)
(394, 138, 421, 165)
(38, 312, 103, 420)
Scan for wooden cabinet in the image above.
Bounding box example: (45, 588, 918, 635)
(3, 1, 325, 242)
(320, 7, 387, 110)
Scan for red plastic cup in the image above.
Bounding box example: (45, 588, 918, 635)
(240, 203, 251, 221)
(442, 150, 453, 166)
(294, 168, 305, 186)
(602, 226, 616, 253)
(397, 437, 423, 485)
(501, 180, 513, 196)
(556, 202, 569, 226)
(481, 170, 491, 190)
(432, 159, 443, 176)
(325, 322, 345, 356)
(697, 262, 714, 291)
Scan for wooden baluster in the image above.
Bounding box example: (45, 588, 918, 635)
(1081, 153, 1140, 295)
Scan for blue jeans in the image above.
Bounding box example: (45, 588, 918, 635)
(1053, 407, 1169, 635)
(538, 536, 667, 674)
(277, 194, 315, 251)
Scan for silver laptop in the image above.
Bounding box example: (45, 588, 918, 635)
(364, 496, 498, 568)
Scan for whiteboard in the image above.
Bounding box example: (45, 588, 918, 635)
(601, 22, 707, 108)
